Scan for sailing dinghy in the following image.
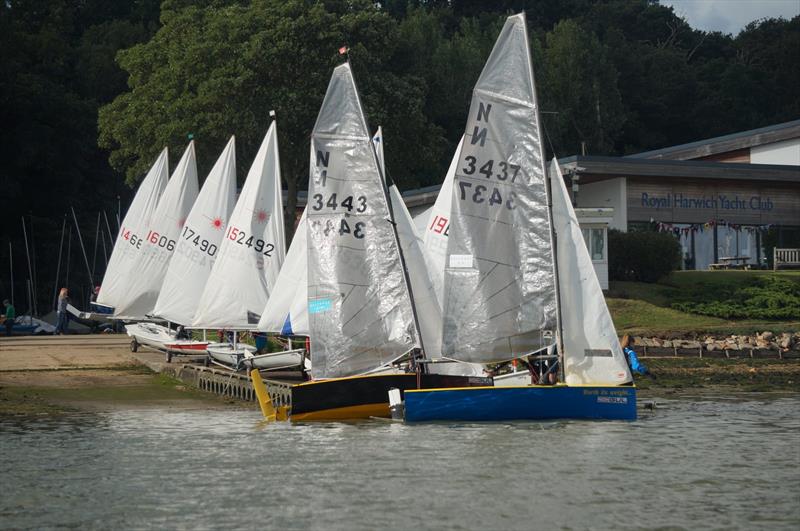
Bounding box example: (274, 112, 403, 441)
(256, 208, 310, 369)
(192, 120, 299, 370)
(401, 14, 636, 422)
(257, 63, 488, 422)
(96, 148, 169, 316)
(376, 129, 486, 378)
(122, 142, 206, 356)
(148, 136, 238, 358)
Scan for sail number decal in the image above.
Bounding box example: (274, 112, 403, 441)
(145, 230, 176, 251)
(429, 215, 449, 236)
(311, 193, 367, 214)
(121, 227, 144, 250)
(181, 225, 218, 257)
(225, 226, 275, 257)
(310, 219, 365, 240)
(458, 181, 517, 210)
(462, 156, 520, 183)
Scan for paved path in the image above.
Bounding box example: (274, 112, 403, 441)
(0, 334, 134, 371)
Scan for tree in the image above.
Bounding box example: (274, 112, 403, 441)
(98, 0, 446, 238)
(539, 19, 626, 156)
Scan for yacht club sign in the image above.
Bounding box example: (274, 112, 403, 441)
(640, 192, 774, 212)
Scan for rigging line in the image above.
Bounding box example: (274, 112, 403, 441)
(100, 225, 109, 267)
(91, 212, 101, 280)
(65, 225, 72, 292)
(102, 211, 115, 246)
(70, 207, 95, 288)
(540, 113, 558, 161)
(29, 216, 39, 315)
(20, 217, 35, 316)
(340, 286, 383, 330)
(53, 216, 66, 311)
(458, 210, 515, 227)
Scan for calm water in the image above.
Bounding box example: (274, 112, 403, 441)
(1, 394, 798, 530)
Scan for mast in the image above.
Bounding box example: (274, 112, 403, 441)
(71, 207, 95, 288)
(53, 216, 66, 311)
(21, 217, 35, 316)
(8, 241, 13, 306)
(91, 212, 101, 280)
(521, 12, 565, 380)
(307, 63, 419, 379)
(349, 62, 426, 366)
(358, 121, 425, 367)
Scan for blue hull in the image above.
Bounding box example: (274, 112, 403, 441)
(404, 385, 637, 422)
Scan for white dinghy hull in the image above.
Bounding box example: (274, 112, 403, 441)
(125, 323, 209, 356)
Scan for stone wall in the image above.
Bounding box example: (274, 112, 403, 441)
(632, 332, 800, 358)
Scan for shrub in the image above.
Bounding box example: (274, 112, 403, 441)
(670, 276, 800, 320)
(608, 229, 681, 283)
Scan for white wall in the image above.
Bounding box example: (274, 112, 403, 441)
(751, 138, 800, 165)
(578, 178, 627, 231)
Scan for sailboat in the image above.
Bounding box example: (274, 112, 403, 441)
(256, 62, 489, 422)
(192, 120, 299, 370)
(377, 129, 486, 378)
(256, 208, 310, 366)
(96, 148, 169, 316)
(149, 136, 238, 357)
(401, 13, 636, 422)
(123, 142, 205, 355)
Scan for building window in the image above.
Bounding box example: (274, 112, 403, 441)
(581, 227, 606, 262)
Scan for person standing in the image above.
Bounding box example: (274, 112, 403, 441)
(55, 288, 70, 335)
(3, 299, 15, 336)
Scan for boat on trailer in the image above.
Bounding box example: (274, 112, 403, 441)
(126, 322, 208, 360)
(192, 119, 289, 372)
(399, 14, 636, 423)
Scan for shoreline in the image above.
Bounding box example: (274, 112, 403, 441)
(1, 358, 797, 417)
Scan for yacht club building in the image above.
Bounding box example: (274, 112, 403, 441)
(291, 120, 800, 282)
(560, 119, 800, 270)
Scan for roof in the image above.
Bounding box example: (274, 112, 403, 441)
(558, 155, 800, 184)
(626, 119, 800, 161)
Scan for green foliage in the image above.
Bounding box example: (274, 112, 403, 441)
(670, 276, 800, 320)
(539, 18, 624, 154)
(3, 0, 800, 314)
(608, 229, 682, 283)
(98, 0, 448, 198)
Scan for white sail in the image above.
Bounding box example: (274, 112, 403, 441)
(307, 63, 418, 379)
(421, 137, 463, 309)
(97, 148, 169, 314)
(153, 136, 237, 325)
(550, 160, 632, 385)
(373, 130, 482, 376)
(193, 123, 286, 329)
(112, 142, 199, 319)
(442, 14, 557, 364)
(257, 209, 309, 335)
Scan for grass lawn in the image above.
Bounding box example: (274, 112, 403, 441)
(607, 270, 800, 336)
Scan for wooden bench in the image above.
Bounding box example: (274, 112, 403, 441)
(774, 248, 800, 270)
(710, 256, 751, 270)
